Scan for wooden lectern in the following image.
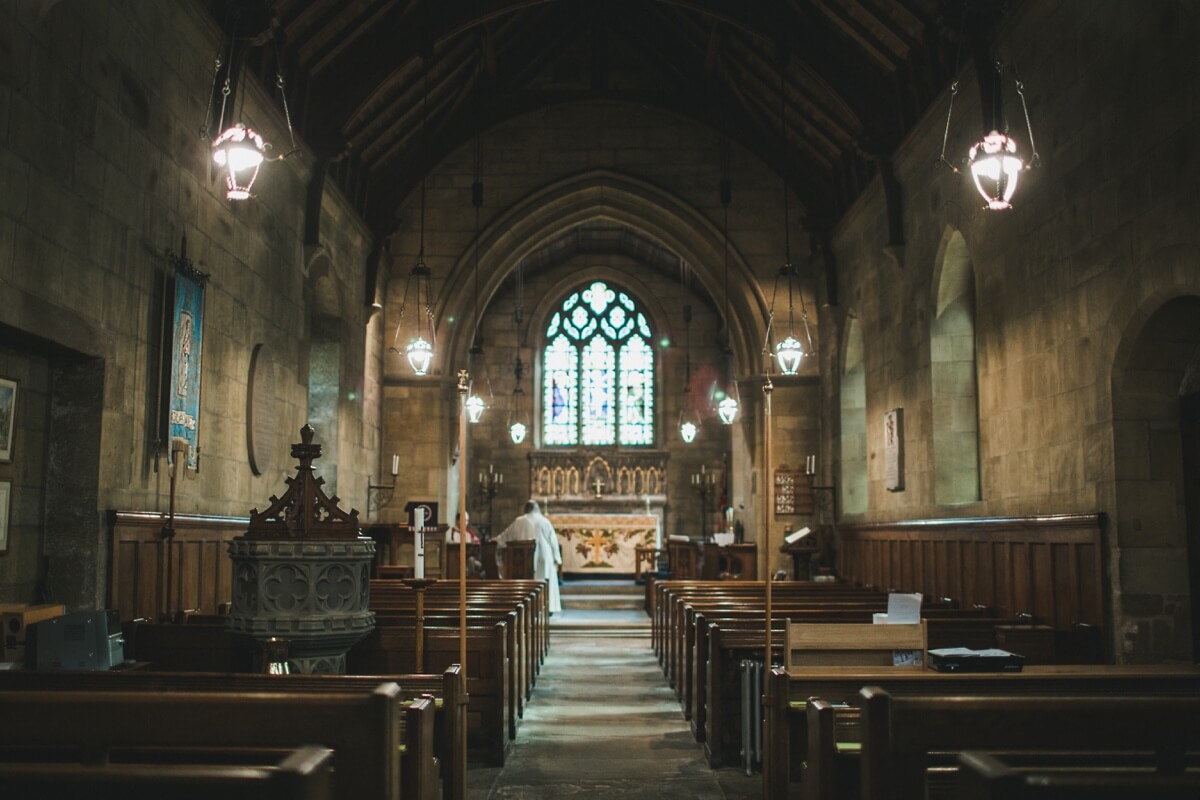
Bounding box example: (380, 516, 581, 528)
(702, 542, 757, 580)
(445, 541, 499, 579)
(500, 540, 536, 579)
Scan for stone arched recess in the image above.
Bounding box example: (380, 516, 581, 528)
(930, 227, 981, 505)
(306, 251, 345, 494)
(840, 315, 868, 515)
(423, 170, 770, 384)
(1109, 292, 1200, 662)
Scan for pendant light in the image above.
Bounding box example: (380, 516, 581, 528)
(717, 156, 739, 426)
(770, 55, 813, 376)
(467, 127, 486, 422)
(679, 303, 699, 443)
(201, 7, 298, 201)
(508, 264, 529, 444)
(388, 51, 436, 375)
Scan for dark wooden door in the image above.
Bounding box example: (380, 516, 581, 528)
(1181, 392, 1200, 661)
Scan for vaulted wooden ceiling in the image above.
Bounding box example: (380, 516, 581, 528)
(211, 0, 1002, 240)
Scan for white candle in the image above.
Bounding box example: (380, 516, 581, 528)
(391, 453, 399, 476)
(413, 507, 426, 579)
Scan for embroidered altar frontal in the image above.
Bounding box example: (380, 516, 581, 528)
(551, 513, 659, 575)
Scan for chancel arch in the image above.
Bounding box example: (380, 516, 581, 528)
(431, 170, 768, 380)
(930, 228, 982, 506)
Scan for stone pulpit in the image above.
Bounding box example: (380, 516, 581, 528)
(228, 425, 375, 674)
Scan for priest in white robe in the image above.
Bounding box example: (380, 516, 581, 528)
(497, 500, 563, 613)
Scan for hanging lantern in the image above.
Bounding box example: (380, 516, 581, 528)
(466, 393, 486, 424)
(679, 418, 699, 443)
(775, 334, 806, 376)
(717, 394, 739, 426)
(212, 124, 265, 200)
(405, 336, 433, 376)
(968, 130, 1024, 210)
(508, 356, 529, 444)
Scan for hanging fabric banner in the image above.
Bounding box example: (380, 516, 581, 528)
(169, 269, 205, 471)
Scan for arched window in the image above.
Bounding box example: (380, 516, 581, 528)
(543, 280, 654, 446)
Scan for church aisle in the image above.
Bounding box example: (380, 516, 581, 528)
(469, 635, 759, 799)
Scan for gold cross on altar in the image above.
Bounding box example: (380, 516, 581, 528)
(581, 530, 610, 565)
(593, 477, 604, 498)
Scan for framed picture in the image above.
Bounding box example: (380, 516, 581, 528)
(0, 378, 15, 463)
(0, 481, 10, 552)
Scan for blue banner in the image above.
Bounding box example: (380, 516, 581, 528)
(169, 271, 204, 470)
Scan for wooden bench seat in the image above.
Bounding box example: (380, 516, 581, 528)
(0, 666, 463, 800)
(860, 688, 1200, 800)
(956, 750, 1200, 800)
(0, 683, 408, 800)
(763, 664, 1200, 800)
(0, 744, 334, 800)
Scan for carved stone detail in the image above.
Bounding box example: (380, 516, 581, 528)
(228, 426, 375, 675)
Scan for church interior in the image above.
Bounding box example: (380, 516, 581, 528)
(1, 0, 1200, 797)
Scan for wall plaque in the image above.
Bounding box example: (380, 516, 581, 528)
(246, 343, 277, 476)
(774, 466, 814, 516)
(884, 408, 904, 492)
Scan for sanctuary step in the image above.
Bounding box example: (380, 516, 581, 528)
(553, 581, 649, 637)
(559, 579, 643, 611)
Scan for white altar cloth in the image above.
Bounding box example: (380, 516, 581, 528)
(550, 513, 660, 574)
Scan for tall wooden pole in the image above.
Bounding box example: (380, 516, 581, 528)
(456, 370, 469, 672)
(763, 376, 774, 670)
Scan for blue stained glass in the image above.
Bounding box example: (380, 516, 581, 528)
(543, 335, 577, 445)
(542, 280, 654, 448)
(619, 335, 654, 445)
(582, 338, 615, 445)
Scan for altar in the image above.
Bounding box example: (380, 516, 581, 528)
(550, 513, 660, 576)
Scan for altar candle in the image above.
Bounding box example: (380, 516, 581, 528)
(413, 506, 426, 579)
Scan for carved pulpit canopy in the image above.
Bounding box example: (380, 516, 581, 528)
(246, 425, 361, 540)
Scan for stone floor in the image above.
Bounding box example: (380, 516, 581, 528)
(467, 631, 761, 799)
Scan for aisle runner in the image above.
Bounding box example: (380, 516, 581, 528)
(550, 513, 658, 574)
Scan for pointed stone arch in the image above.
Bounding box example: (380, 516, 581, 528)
(840, 314, 868, 515)
(401, 170, 770, 383)
(930, 227, 981, 505)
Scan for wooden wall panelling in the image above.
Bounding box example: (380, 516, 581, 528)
(110, 511, 246, 620)
(838, 515, 1104, 630)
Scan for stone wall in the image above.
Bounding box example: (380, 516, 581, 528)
(0, 2, 376, 609)
(822, 0, 1200, 660)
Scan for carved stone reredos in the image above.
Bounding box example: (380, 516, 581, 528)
(246, 424, 361, 539)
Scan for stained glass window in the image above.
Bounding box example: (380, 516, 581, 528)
(541, 280, 655, 446)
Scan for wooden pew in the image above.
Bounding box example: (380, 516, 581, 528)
(857, 686, 1200, 800)
(0, 744, 334, 800)
(955, 750, 1200, 800)
(0, 683, 407, 800)
(0, 667, 463, 800)
(784, 620, 927, 669)
(351, 620, 512, 766)
(765, 664, 1200, 800)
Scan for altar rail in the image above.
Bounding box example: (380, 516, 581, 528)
(109, 511, 246, 620)
(838, 514, 1105, 629)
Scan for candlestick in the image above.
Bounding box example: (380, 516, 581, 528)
(413, 506, 426, 579)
